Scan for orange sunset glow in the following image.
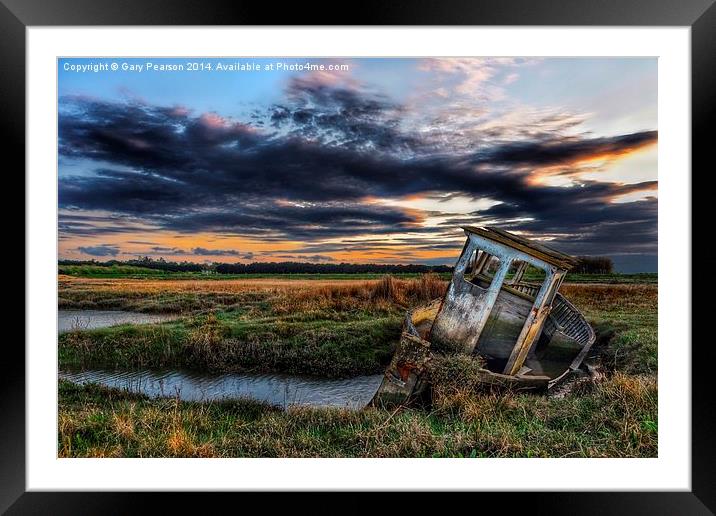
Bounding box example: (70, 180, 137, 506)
(59, 57, 658, 271)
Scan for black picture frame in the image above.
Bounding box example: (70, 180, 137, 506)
(4, 0, 714, 512)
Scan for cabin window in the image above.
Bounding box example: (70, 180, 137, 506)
(483, 255, 502, 278)
(523, 263, 546, 282)
(465, 248, 479, 273)
(506, 260, 527, 284)
(465, 252, 502, 288)
(495, 259, 548, 300)
(464, 249, 486, 284)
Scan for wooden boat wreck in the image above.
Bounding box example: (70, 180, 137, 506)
(371, 226, 596, 407)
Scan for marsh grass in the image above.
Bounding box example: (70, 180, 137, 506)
(59, 274, 447, 313)
(58, 276, 658, 457)
(58, 372, 657, 458)
(560, 284, 658, 374)
(59, 275, 449, 376)
(60, 279, 656, 378)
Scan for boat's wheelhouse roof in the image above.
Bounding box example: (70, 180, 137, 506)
(461, 226, 579, 271)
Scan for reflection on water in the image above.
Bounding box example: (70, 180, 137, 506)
(58, 310, 179, 333)
(59, 368, 383, 409)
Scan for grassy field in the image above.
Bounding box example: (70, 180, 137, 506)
(58, 264, 657, 284)
(58, 274, 658, 457)
(58, 264, 454, 280)
(58, 276, 441, 376)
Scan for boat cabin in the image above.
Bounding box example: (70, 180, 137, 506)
(371, 226, 596, 407)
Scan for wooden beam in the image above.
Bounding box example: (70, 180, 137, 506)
(462, 226, 577, 270)
(508, 261, 527, 285)
(473, 250, 489, 276)
(503, 269, 559, 376)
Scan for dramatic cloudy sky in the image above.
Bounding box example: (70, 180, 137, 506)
(58, 57, 657, 271)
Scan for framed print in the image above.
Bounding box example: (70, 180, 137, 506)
(5, 0, 715, 511)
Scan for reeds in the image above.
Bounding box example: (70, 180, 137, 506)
(58, 372, 657, 458)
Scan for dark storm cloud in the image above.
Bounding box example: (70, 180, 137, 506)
(135, 246, 244, 257)
(147, 246, 184, 255)
(269, 76, 421, 153)
(273, 235, 466, 256)
(58, 80, 658, 256)
(441, 191, 657, 256)
(267, 254, 336, 263)
(192, 247, 241, 256)
(126, 240, 161, 245)
(58, 211, 153, 239)
(146, 202, 422, 240)
(471, 131, 657, 168)
(77, 244, 120, 257)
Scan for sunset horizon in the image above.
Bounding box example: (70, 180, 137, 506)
(58, 57, 658, 272)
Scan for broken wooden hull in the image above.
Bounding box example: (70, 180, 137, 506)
(370, 290, 595, 408)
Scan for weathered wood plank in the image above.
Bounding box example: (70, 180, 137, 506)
(431, 255, 512, 354)
(462, 225, 579, 269)
(503, 269, 563, 376)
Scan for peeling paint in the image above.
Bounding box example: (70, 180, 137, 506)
(371, 226, 596, 408)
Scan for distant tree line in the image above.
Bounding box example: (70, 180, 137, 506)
(214, 261, 453, 274)
(573, 256, 614, 274)
(59, 256, 618, 275)
(58, 257, 203, 273)
(58, 257, 454, 275)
